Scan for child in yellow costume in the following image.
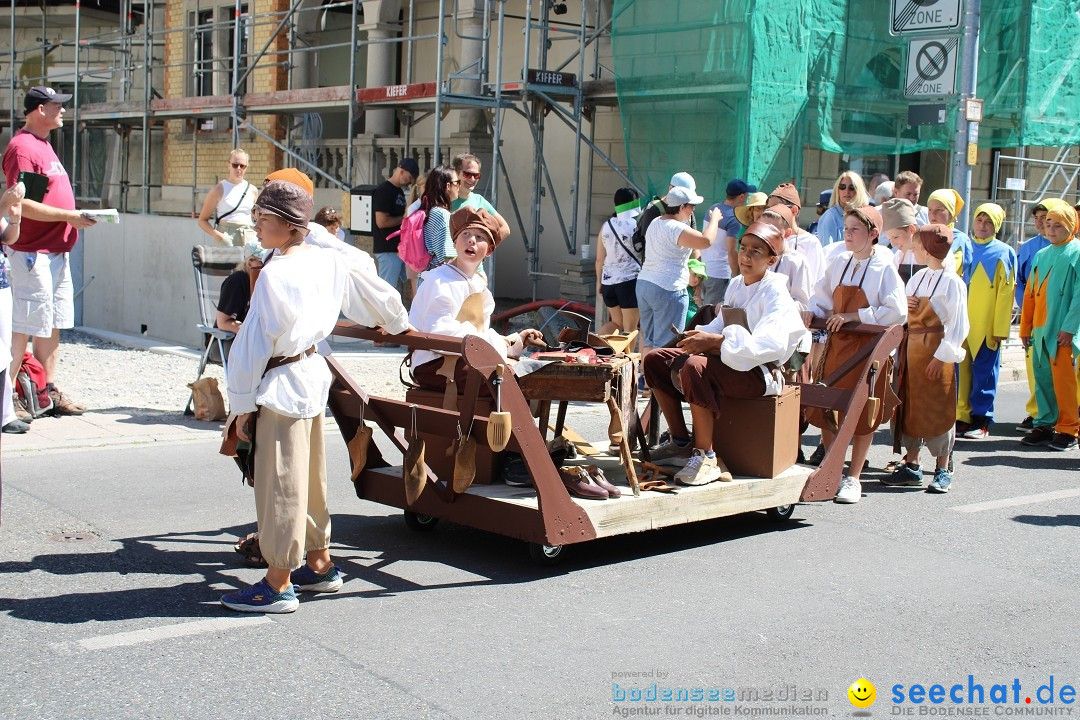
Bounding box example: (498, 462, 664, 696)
(1019, 203, 1080, 451)
(956, 203, 1016, 439)
(926, 188, 974, 277)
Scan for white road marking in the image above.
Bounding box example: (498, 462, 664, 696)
(71, 616, 272, 651)
(951, 488, 1080, 514)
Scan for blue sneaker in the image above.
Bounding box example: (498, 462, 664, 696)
(880, 463, 922, 487)
(290, 564, 344, 593)
(926, 469, 952, 494)
(221, 578, 299, 613)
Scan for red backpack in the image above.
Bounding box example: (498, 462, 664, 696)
(391, 209, 430, 272)
(16, 352, 53, 418)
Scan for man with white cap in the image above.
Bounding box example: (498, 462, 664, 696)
(2, 86, 98, 418)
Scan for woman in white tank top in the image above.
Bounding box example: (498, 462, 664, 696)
(198, 149, 259, 246)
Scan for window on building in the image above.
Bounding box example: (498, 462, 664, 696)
(228, 5, 250, 95)
(192, 9, 214, 97)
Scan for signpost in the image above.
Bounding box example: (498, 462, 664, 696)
(892, 0, 977, 231)
(890, 0, 962, 34)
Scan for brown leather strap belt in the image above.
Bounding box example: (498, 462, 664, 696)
(264, 346, 316, 375)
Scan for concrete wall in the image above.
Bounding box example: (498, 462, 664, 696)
(81, 215, 205, 347)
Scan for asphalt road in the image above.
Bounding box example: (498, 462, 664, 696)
(1, 381, 1078, 719)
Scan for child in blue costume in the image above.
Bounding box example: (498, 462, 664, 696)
(1015, 202, 1054, 429)
(956, 203, 1016, 439)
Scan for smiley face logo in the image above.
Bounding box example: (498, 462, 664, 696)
(848, 678, 876, 709)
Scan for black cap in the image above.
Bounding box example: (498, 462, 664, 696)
(398, 157, 420, 179)
(24, 86, 73, 114)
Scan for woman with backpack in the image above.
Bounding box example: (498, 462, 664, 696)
(594, 188, 641, 334)
(419, 165, 462, 271)
(634, 186, 722, 360)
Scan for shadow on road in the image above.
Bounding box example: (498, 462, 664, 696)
(1011, 513, 1080, 527)
(0, 509, 811, 623)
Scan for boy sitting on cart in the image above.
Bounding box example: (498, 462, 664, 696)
(408, 207, 543, 392)
(644, 222, 810, 486)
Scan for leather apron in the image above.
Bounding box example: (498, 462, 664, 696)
(807, 256, 898, 436)
(434, 287, 489, 408)
(900, 272, 955, 438)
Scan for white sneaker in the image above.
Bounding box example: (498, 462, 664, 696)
(675, 449, 724, 486)
(834, 475, 862, 504)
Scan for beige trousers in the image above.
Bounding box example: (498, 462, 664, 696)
(254, 407, 330, 570)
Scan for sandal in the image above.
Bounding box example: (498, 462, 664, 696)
(233, 532, 268, 568)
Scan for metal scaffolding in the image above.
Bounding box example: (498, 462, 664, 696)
(5, 0, 632, 299)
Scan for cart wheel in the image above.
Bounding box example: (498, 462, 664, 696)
(766, 504, 795, 522)
(527, 542, 565, 566)
(403, 511, 440, 532)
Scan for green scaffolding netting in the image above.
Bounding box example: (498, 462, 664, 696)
(611, 0, 1080, 204)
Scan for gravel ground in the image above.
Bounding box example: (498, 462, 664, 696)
(31, 297, 576, 420)
(49, 329, 411, 417)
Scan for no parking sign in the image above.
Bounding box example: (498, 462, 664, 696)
(905, 37, 959, 98)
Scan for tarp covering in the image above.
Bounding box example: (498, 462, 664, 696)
(611, 0, 1080, 204)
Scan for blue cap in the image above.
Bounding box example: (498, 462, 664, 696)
(726, 179, 757, 197)
(817, 189, 833, 207)
(669, 172, 696, 191)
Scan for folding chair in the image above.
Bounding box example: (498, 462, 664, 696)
(184, 245, 246, 415)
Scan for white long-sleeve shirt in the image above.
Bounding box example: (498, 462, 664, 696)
(705, 272, 810, 395)
(305, 222, 377, 276)
(809, 249, 908, 326)
(227, 246, 410, 417)
(409, 262, 523, 371)
(905, 267, 969, 364)
(770, 251, 813, 312)
(786, 231, 825, 286)
(822, 238, 894, 269)
(893, 247, 957, 276)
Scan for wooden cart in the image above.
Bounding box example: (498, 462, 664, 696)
(327, 320, 901, 564)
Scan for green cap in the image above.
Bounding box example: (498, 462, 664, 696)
(687, 258, 708, 279)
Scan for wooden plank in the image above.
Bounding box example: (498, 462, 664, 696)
(245, 86, 353, 109)
(582, 465, 810, 538)
(364, 463, 811, 541)
(151, 96, 233, 113)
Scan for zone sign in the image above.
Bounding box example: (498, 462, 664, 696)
(890, 0, 962, 34)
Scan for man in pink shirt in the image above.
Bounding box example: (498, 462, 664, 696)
(2, 86, 97, 416)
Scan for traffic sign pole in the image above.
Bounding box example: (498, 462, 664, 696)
(949, 0, 980, 233)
